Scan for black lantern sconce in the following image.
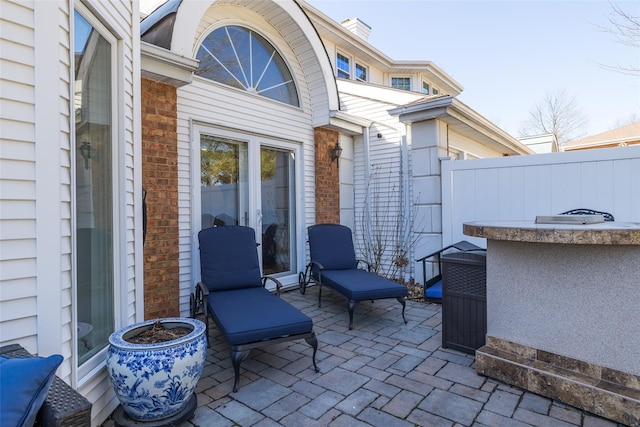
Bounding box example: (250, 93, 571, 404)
(79, 141, 95, 170)
(330, 142, 342, 167)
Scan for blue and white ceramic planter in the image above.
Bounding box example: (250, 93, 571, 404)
(106, 318, 207, 421)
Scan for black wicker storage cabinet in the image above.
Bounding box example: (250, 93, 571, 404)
(0, 344, 92, 427)
(441, 251, 487, 354)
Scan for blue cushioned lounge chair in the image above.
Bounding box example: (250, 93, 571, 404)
(299, 224, 408, 330)
(194, 226, 319, 392)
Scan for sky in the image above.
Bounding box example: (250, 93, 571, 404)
(307, 0, 640, 139)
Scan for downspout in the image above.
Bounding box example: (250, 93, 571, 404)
(398, 126, 411, 280)
(363, 126, 372, 244)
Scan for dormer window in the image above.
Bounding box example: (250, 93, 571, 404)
(195, 25, 299, 107)
(422, 81, 430, 95)
(337, 53, 350, 79)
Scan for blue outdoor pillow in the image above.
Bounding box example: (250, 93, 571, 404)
(0, 353, 63, 427)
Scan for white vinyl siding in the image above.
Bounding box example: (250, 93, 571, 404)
(339, 91, 413, 277)
(1, 0, 37, 352)
(177, 75, 314, 310)
(177, 8, 317, 310)
(1, 1, 140, 425)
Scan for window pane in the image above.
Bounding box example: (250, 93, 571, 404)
(391, 77, 411, 91)
(422, 81, 430, 94)
(74, 10, 114, 365)
(200, 136, 249, 227)
(337, 53, 350, 79)
(356, 63, 367, 82)
(261, 147, 295, 275)
(196, 26, 299, 106)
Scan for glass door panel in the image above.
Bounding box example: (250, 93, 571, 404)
(200, 135, 249, 227)
(260, 147, 295, 275)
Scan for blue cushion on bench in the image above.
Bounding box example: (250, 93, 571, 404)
(207, 287, 313, 345)
(0, 354, 63, 427)
(320, 270, 408, 301)
(425, 279, 442, 299)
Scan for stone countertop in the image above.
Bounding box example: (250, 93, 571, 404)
(463, 220, 640, 245)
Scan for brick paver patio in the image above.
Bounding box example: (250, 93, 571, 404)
(180, 287, 623, 427)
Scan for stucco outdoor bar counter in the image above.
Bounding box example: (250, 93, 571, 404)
(464, 220, 640, 426)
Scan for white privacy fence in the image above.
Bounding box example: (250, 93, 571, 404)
(441, 145, 640, 248)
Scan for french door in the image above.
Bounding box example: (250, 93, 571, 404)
(196, 126, 298, 280)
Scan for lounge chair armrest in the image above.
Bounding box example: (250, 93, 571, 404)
(309, 260, 324, 270)
(262, 276, 283, 295)
(196, 281, 209, 297)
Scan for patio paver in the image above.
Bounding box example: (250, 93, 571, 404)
(177, 288, 624, 427)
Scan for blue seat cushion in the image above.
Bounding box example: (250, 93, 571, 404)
(207, 287, 313, 345)
(308, 224, 358, 270)
(0, 354, 63, 427)
(425, 279, 442, 299)
(320, 270, 408, 301)
(199, 226, 263, 292)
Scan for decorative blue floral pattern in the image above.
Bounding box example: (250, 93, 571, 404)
(106, 318, 206, 421)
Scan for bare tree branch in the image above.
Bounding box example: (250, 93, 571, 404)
(519, 89, 589, 144)
(596, 2, 640, 75)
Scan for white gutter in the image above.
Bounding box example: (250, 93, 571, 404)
(390, 96, 534, 155)
(140, 41, 199, 87)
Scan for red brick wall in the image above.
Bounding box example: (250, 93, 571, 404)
(314, 128, 340, 224)
(141, 78, 180, 319)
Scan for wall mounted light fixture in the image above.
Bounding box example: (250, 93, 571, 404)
(79, 141, 95, 170)
(330, 142, 342, 166)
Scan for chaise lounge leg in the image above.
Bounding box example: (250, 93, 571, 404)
(230, 348, 251, 392)
(305, 333, 320, 373)
(347, 300, 358, 330)
(397, 297, 407, 324)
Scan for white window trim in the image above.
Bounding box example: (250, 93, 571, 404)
(422, 80, 430, 95)
(194, 23, 301, 107)
(391, 76, 412, 91)
(72, 2, 125, 384)
(355, 62, 368, 82)
(190, 123, 305, 289)
(336, 51, 351, 79)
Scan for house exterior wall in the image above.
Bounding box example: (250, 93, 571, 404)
(172, 4, 325, 305)
(1, 0, 39, 352)
(314, 128, 341, 224)
(448, 130, 508, 159)
(141, 78, 180, 319)
(339, 92, 413, 277)
(1, 1, 141, 424)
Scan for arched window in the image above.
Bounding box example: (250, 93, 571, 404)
(196, 26, 299, 107)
